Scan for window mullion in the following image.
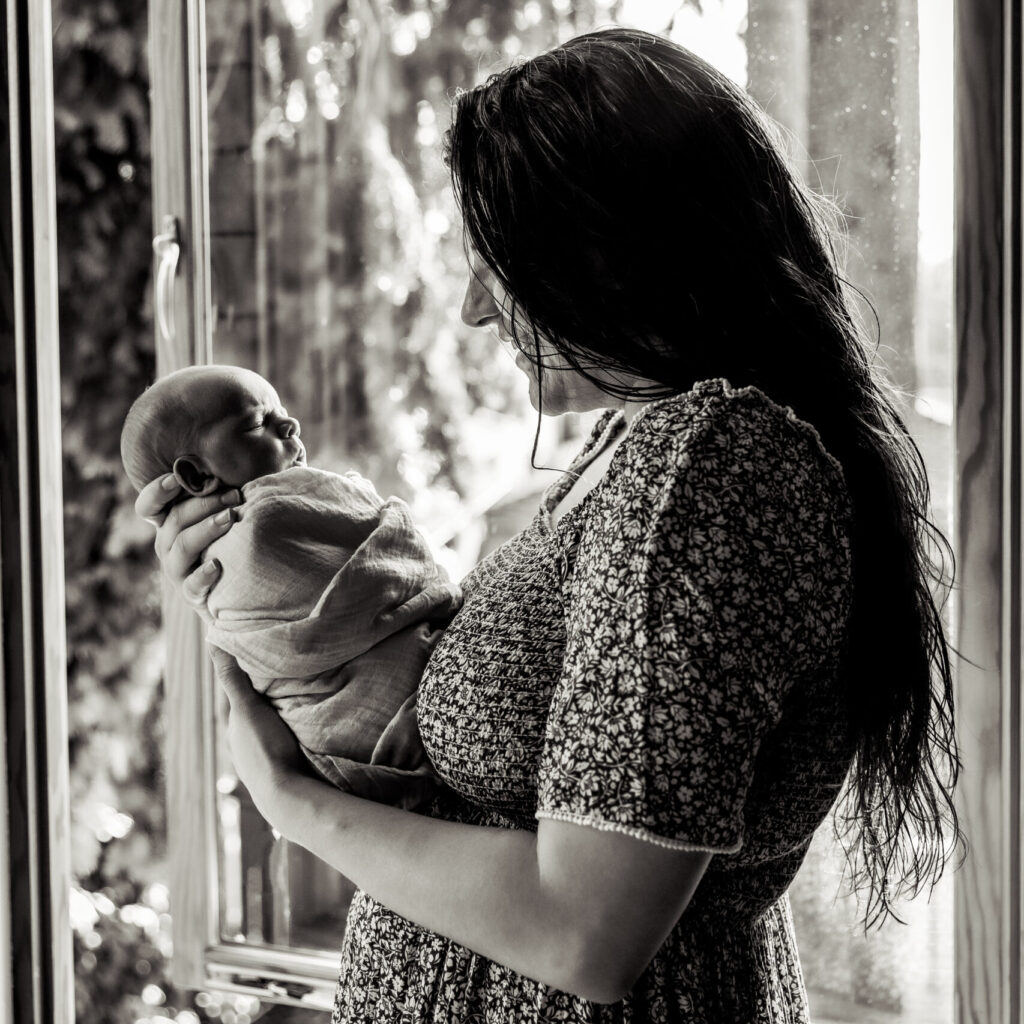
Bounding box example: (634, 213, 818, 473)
(149, 0, 220, 992)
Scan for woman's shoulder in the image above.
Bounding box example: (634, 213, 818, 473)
(604, 378, 855, 645)
(622, 377, 850, 505)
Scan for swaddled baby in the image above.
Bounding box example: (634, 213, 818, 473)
(121, 364, 461, 810)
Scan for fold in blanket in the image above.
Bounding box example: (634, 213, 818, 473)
(204, 467, 461, 809)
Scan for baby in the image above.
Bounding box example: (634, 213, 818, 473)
(121, 364, 461, 810)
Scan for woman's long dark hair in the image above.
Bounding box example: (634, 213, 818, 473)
(445, 26, 964, 928)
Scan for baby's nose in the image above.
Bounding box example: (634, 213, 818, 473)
(277, 415, 300, 438)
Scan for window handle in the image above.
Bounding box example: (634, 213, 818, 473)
(153, 215, 181, 345)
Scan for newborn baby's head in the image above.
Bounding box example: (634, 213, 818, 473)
(121, 365, 306, 495)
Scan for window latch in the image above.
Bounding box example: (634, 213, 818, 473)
(152, 214, 181, 346)
(225, 973, 334, 1009)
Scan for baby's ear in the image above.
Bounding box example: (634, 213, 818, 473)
(173, 456, 221, 497)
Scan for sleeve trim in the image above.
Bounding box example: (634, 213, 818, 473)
(534, 809, 742, 854)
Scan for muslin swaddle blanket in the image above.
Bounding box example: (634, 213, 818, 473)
(203, 466, 461, 810)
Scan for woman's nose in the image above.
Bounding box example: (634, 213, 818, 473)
(460, 268, 500, 329)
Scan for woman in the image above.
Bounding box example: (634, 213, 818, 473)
(138, 27, 962, 1023)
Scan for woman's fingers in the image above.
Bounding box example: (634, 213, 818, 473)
(182, 558, 223, 607)
(135, 474, 182, 525)
(135, 478, 241, 602)
(155, 489, 242, 557)
(156, 491, 242, 584)
(160, 506, 235, 582)
(377, 581, 462, 629)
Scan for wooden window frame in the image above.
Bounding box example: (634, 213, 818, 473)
(0, 0, 73, 1020)
(954, 2, 1023, 1021)
(147, 0, 1024, 1017)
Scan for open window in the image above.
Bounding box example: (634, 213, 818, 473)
(143, 0, 1020, 1018)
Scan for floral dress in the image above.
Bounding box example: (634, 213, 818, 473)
(331, 377, 856, 1024)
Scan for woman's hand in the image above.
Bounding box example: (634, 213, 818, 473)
(210, 646, 313, 824)
(135, 474, 242, 605)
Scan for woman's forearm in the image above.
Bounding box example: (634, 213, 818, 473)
(207, 646, 678, 1002)
(273, 774, 619, 1002)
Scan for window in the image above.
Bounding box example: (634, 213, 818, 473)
(138, 0, 1019, 1019)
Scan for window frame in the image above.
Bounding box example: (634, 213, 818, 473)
(953, 1, 1023, 1021)
(144, 0, 1024, 1015)
(0, 0, 74, 1020)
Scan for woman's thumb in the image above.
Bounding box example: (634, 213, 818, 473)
(208, 645, 251, 705)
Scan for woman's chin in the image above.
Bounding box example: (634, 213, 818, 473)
(526, 388, 559, 417)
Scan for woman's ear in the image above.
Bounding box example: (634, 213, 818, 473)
(173, 455, 221, 496)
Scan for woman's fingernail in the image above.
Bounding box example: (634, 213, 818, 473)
(221, 489, 241, 505)
(203, 559, 221, 576)
(215, 508, 234, 525)
(161, 475, 178, 491)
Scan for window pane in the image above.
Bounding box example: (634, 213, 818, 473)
(203, 0, 615, 959)
(744, 0, 956, 1020)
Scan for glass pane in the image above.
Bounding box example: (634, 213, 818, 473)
(202, 1, 955, 1019)
(203, 0, 629, 961)
(743, 0, 956, 1020)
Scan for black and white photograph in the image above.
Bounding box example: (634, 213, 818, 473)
(1, 0, 1015, 1021)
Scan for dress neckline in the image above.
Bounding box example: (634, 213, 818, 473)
(538, 410, 629, 534)
(535, 377, 851, 540)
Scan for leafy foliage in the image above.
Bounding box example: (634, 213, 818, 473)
(53, 0, 192, 1018)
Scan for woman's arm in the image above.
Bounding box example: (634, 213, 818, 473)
(285, 781, 709, 1003)
(214, 650, 710, 1005)
(141, 475, 710, 1001)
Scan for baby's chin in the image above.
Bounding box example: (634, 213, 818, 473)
(220, 457, 308, 491)
(263, 451, 309, 477)
(266, 445, 308, 476)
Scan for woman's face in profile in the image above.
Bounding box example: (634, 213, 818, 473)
(460, 251, 630, 417)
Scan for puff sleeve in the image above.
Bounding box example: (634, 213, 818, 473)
(535, 385, 854, 853)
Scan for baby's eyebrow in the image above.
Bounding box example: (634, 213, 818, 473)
(194, 397, 255, 429)
(240, 398, 287, 423)
(229, 394, 270, 416)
